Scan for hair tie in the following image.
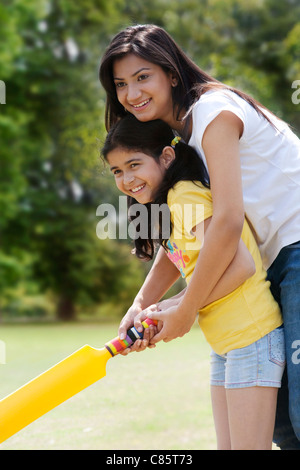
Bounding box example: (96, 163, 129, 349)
(171, 136, 181, 148)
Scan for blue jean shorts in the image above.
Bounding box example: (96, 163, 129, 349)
(210, 326, 286, 389)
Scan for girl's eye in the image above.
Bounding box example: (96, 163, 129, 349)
(112, 169, 121, 175)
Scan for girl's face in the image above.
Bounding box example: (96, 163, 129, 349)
(113, 54, 179, 130)
(107, 147, 173, 204)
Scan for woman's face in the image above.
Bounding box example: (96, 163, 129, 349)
(113, 54, 179, 130)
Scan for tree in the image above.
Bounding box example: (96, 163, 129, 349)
(0, 0, 143, 320)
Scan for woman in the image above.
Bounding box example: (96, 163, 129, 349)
(99, 24, 300, 449)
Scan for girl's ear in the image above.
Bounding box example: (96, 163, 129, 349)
(160, 146, 176, 169)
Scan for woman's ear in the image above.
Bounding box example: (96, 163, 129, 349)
(169, 71, 178, 87)
(160, 146, 176, 169)
(166, 70, 178, 88)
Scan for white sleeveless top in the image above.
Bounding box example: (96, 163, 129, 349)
(188, 89, 300, 269)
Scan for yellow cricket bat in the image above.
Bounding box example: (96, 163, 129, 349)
(0, 318, 156, 443)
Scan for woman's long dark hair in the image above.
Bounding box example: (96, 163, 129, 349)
(102, 114, 210, 261)
(99, 24, 278, 137)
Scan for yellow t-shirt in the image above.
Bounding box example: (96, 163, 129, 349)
(167, 181, 282, 355)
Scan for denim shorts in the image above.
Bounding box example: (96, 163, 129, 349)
(210, 326, 286, 389)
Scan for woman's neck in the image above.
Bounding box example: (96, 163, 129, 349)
(170, 114, 193, 141)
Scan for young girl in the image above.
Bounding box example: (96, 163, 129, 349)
(99, 24, 300, 449)
(102, 114, 285, 450)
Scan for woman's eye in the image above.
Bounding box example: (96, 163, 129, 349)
(115, 82, 125, 88)
(138, 74, 149, 81)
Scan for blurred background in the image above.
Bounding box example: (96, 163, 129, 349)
(0, 0, 299, 324)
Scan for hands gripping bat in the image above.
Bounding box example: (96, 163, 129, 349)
(0, 318, 157, 443)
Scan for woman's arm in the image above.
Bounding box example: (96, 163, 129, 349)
(202, 238, 255, 306)
(192, 217, 255, 306)
(148, 111, 246, 342)
(129, 217, 255, 352)
(157, 218, 254, 310)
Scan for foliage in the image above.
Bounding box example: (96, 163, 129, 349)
(0, 0, 299, 320)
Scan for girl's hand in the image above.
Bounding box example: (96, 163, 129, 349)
(124, 297, 183, 352)
(120, 321, 160, 355)
(118, 303, 143, 342)
(117, 292, 185, 354)
(125, 295, 187, 350)
(118, 304, 162, 355)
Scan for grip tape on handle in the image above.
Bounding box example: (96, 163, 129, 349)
(105, 318, 158, 357)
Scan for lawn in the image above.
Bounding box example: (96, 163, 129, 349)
(0, 322, 215, 450)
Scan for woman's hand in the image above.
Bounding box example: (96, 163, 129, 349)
(147, 303, 197, 344)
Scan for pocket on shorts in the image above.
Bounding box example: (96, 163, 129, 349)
(268, 326, 286, 366)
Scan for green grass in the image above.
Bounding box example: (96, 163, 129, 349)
(0, 322, 215, 450)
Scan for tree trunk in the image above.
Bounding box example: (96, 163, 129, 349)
(56, 295, 76, 321)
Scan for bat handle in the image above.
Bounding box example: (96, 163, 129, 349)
(105, 318, 158, 357)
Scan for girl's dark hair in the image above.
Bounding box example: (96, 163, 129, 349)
(102, 114, 210, 261)
(99, 24, 277, 137)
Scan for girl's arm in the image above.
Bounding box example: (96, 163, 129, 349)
(118, 246, 181, 340)
(148, 111, 246, 342)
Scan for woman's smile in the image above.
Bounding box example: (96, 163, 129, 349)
(131, 99, 152, 110)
